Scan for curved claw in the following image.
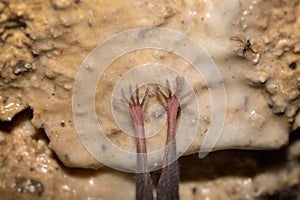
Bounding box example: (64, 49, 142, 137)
(113, 97, 129, 111)
(135, 83, 140, 104)
(129, 84, 135, 104)
(159, 76, 188, 101)
(120, 84, 150, 107)
(121, 88, 130, 104)
(121, 84, 153, 200)
(179, 90, 193, 102)
(157, 86, 167, 99)
(141, 87, 150, 106)
(175, 76, 184, 97)
(166, 79, 172, 97)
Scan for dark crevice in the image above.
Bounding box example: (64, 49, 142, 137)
(0, 16, 27, 30)
(179, 148, 287, 182)
(0, 108, 50, 145)
(179, 128, 300, 198)
(289, 128, 300, 144)
(260, 185, 300, 200)
(0, 108, 33, 133)
(32, 128, 50, 145)
(180, 128, 300, 182)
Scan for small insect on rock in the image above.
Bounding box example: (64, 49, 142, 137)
(230, 36, 260, 64)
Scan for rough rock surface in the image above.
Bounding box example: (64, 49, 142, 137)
(0, 0, 299, 168)
(0, 0, 297, 170)
(0, 111, 299, 199)
(1, 1, 300, 199)
(236, 0, 300, 127)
